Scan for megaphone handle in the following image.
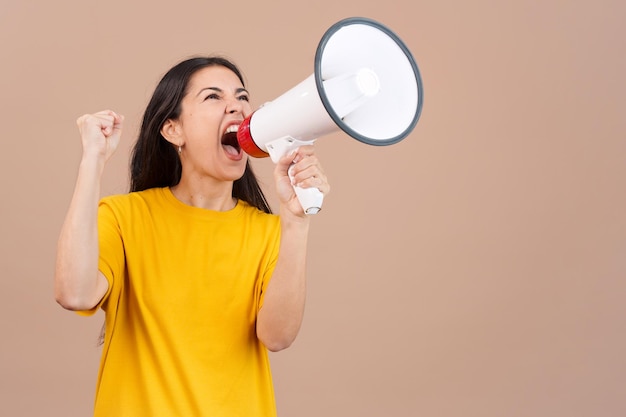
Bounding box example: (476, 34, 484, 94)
(266, 137, 325, 215)
(292, 180, 324, 215)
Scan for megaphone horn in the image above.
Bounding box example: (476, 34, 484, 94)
(237, 17, 424, 214)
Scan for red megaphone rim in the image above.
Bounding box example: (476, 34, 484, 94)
(237, 113, 270, 158)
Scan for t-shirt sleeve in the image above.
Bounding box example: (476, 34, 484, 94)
(76, 198, 125, 316)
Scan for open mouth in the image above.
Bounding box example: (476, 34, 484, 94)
(221, 124, 242, 157)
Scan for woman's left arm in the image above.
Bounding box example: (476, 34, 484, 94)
(256, 146, 330, 352)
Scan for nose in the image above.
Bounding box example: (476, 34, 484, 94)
(226, 97, 243, 114)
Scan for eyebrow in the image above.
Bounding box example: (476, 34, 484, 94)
(196, 87, 249, 97)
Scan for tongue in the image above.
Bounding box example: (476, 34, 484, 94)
(223, 144, 239, 156)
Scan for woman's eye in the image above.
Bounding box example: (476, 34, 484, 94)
(204, 93, 220, 101)
(238, 95, 250, 102)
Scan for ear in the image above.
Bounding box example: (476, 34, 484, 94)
(160, 119, 183, 146)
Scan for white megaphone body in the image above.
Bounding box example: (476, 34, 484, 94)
(237, 17, 424, 214)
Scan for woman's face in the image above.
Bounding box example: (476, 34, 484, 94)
(176, 65, 253, 183)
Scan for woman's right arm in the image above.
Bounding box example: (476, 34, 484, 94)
(54, 110, 124, 311)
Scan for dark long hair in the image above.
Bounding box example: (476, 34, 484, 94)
(129, 56, 272, 214)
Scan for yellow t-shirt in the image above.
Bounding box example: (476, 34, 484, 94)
(81, 187, 281, 417)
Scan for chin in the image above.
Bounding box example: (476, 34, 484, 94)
(226, 165, 248, 182)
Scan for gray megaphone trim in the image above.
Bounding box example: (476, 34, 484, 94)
(314, 16, 424, 146)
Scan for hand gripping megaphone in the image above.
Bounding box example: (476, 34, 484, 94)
(237, 17, 424, 214)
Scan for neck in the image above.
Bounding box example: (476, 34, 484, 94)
(170, 177, 236, 211)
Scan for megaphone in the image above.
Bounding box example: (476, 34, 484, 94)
(237, 17, 424, 214)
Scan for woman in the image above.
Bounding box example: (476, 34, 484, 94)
(54, 56, 329, 416)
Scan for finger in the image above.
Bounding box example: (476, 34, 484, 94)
(277, 150, 296, 168)
(94, 109, 120, 120)
(112, 113, 124, 130)
(290, 156, 325, 181)
(91, 112, 120, 137)
(275, 148, 311, 179)
(101, 110, 124, 128)
(290, 145, 316, 164)
(295, 174, 330, 195)
(290, 164, 329, 192)
(290, 163, 316, 184)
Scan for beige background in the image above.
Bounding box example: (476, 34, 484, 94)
(1, 0, 625, 416)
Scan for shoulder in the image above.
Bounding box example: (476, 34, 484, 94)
(99, 188, 166, 214)
(239, 200, 278, 219)
(238, 201, 280, 229)
(100, 188, 163, 205)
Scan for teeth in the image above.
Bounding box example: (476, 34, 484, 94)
(225, 125, 239, 134)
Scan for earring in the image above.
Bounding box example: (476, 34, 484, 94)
(178, 145, 182, 155)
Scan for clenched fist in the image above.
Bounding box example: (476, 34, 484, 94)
(76, 110, 124, 162)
